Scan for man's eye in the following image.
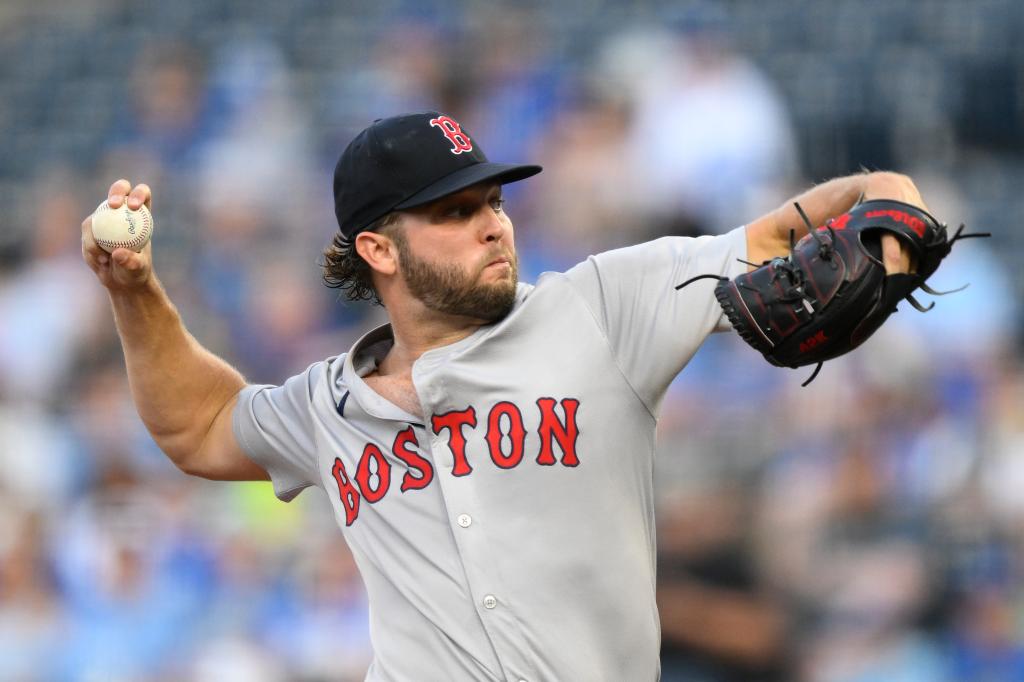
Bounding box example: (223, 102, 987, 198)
(445, 205, 473, 218)
(490, 198, 506, 212)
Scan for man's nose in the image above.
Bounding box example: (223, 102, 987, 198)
(481, 206, 506, 242)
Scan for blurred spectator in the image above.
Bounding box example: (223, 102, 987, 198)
(947, 582, 1024, 681)
(0, 511, 64, 681)
(979, 363, 1024, 524)
(658, 484, 789, 681)
(105, 41, 220, 172)
(189, 635, 288, 682)
(0, 398, 80, 510)
(236, 259, 334, 381)
(0, 167, 105, 405)
(461, 7, 569, 170)
(266, 537, 372, 680)
(596, 8, 798, 236)
(325, 22, 454, 148)
(527, 97, 637, 272)
(198, 36, 319, 234)
(54, 462, 213, 679)
(797, 543, 951, 682)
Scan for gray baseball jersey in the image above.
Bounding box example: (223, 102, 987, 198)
(233, 227, 747, 681)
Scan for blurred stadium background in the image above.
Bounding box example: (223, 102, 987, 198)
(1, 0, 1022, 680)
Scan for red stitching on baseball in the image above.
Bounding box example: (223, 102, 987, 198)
(94, 204, 152, 250)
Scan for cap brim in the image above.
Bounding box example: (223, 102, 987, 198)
(394, 162, 542, 210)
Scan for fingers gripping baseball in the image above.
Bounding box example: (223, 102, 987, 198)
(82, 179, 155, 290)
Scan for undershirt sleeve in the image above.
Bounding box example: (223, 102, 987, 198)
(232, 361, 326, 502)
(563, 226, 748, 415)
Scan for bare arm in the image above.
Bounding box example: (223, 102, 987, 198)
(746, 171, 925, 274)
(82, 179, 268, 481)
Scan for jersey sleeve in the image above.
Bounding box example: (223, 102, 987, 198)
(232, 361, 326, 502)
(563, 226, 748, 414)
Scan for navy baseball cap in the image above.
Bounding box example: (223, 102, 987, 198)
(333, 111, 542, 239)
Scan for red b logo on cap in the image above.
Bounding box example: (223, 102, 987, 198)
(430, 115, 473, 155)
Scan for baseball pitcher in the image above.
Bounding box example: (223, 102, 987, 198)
(83, 112, 938, 681)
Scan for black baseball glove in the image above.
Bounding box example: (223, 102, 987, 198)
(678, 199, 989, 385)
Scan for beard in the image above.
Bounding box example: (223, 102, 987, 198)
(395, 234, 519, 322)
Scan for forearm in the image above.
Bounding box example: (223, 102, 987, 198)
(748, 171, 924, 264)
(777, 171, 922, 240)
(110, 275, 245, 466)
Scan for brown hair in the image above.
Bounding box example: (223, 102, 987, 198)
(321, 212, 402, 306)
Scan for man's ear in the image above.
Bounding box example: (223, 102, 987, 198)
(355, 230, 399, 276)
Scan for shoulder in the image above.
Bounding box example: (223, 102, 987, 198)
(243, 357, 346, 406)
(563, 229, 748, 284)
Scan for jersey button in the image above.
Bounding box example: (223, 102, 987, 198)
(482, 594, 498, 609)
(457, 514, 472, 528)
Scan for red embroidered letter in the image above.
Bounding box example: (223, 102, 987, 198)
(827, 213, 851, 230)
(331, 458, 361, 525)
(431, 407, 478, 476)
(536, 397, 581, 467)
(355, 443, 391, 504)
(799, 329, 829, 353)
(429, 115, 473, 154)
(392, 426, 434, 492)
(485, 401, 526, 469)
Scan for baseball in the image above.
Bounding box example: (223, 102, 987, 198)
(91, 199, 154, 253)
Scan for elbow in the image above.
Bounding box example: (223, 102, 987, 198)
(174, 451, 208, 479)
(164, 444, 209, 479)
(151, 430, 209, 479)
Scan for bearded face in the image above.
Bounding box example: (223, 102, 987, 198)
(393, 228, 518, 322)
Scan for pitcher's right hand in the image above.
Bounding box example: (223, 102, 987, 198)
(83, 179, 154, 291)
